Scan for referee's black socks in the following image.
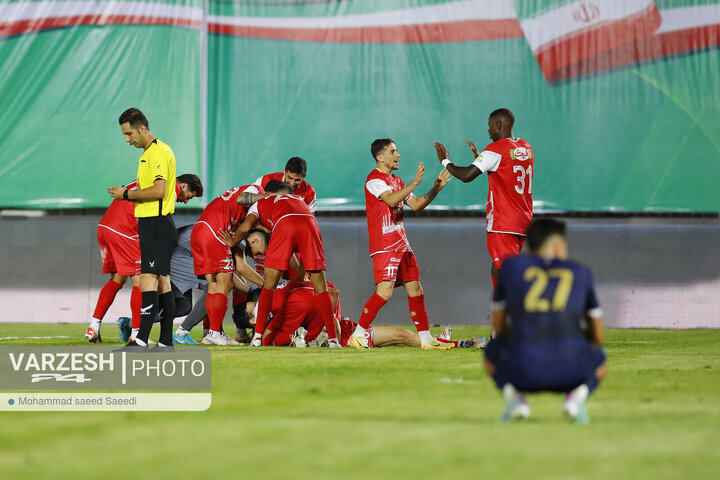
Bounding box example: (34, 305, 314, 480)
(158, 292, 176, 347)
(136, 291, 159, 344)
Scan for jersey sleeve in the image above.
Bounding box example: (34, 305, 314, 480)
(583, 268, 603, 319)
(252, 176, 264, 187)
(149, 147, 170, 181)
(242, 185, 259, 195)
(305, 185, 317, 213)
(492, 269, 507, 310)
(366, 178, 392, 198)
(471, 150, 502, 173)
(248, 203, 259, 217)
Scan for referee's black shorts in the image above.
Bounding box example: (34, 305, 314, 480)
(138, 215, 178, 275)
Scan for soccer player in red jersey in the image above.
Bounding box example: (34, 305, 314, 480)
(253, 157, 317, 213)
(434, 108, 534, 289)
(347, 139, 453, 350)
(190, 183, 265, 345)
(86, 175, 202, 342)
(221, 180, 341, 348)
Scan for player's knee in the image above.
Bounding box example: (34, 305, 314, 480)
(376, 284, 393, 301)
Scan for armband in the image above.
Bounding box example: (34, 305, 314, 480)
(441, 159, 452, 168)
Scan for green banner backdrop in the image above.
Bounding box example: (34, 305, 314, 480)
(1, 0, 719, 212)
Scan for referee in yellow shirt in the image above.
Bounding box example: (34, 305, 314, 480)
(109, 108, 178, 350)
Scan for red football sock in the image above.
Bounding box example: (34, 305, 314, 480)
(358, 293, 387, 329)
(206, 293, 228, 332)
(202, 316, 210, 330)
(255, 288, 275, 335)
(316, 291, 337, 338)
(233, 292, 247, 307)
(92, 279, 123, 320)
(436, 337, 459, 346)
(408, 294, 430, 332)
(130, 286, 142, 329)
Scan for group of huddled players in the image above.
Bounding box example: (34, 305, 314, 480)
(87, 106, 607, 422)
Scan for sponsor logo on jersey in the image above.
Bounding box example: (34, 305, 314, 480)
(511, 148, 531, 161)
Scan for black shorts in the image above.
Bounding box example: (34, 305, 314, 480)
(138, 215, 178, 275)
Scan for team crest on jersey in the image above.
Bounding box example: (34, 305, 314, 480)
(511, 148, 531, 161)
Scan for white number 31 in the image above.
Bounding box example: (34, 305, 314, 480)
(513, 165, 533, 194)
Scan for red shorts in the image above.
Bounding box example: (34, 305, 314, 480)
(339, 319, 375, 348)
(264, 215, 326, 272)
(264, 287, 325, 346)
(371, 251, 420, 286)
(191, 221, 234, 275)
(97, 225, 140, 276)
(487, 232, 526, 269)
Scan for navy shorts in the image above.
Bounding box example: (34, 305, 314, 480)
(485, 336, 606, 393)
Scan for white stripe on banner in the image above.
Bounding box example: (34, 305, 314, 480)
(656, 5, 720, 34)
(0, 1, 203, 23)
(520, 0, 657, 51)
(209, 0, 516, 29)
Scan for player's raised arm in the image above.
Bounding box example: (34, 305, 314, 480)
(433, 141, 482, 183)
(236, 191, 273, 205)
(406, 169, 452, 212)
(378, 162, 424, 208)
(219, 212, 259, 247)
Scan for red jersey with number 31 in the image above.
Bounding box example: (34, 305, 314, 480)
(472, 138, 534, 235)
(197, 184, 263, 234)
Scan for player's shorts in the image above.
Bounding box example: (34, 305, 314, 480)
(191, 221, 234, 276)
(339, 319, 375, 348)
(487, 232, 526, 269)
(264, 215, 326, 272)
(97, 225, 141, 276)
(264, 287, 325, 346)
(485, 336, 606, 393)
(371, 251, 420, 286)
(137, 215, 177, 276)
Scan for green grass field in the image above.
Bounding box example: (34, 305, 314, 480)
(1, 324, 719, 480)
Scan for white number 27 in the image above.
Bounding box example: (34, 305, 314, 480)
(513, 165, 533, 194)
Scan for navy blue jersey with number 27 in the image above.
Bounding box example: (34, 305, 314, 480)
(493, 254, 601, 361)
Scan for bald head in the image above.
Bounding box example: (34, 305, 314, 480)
(488, 108, 515, 141)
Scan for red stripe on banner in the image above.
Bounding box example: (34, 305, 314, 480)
(0, 15, 201, 37)
(535, 3, 662, 81)
(550, 23, 720, 82)
(208, 19, 523, 43)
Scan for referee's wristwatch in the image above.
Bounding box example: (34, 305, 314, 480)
(123, 189, 129, 200)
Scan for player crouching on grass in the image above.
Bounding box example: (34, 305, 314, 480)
(483, 218, 607, 424)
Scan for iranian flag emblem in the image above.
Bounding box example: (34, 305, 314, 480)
(514, 0, 662, 81)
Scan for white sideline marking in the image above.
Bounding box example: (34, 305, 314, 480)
(0, 336, 71, 341)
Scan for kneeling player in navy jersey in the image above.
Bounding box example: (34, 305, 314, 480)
(484, 218, 607, 424)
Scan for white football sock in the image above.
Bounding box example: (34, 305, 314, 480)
(568, 384, 589, 403)
(418, 330, 433, 344)
(130, 328, 139, 340)
(89, 320, 101, 331)
(351, 325, 366, 337)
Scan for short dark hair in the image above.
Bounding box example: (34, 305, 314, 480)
(284, 157, 307, 175)
(244, 229, 271, 258)
(177, 173, 203, 197)
(118, 108, 149, 129)
(264, 180, 293, 194)
(526, 218, 566, 252)
(371, 138, 394, 160)
(489, 108, 514, 127)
